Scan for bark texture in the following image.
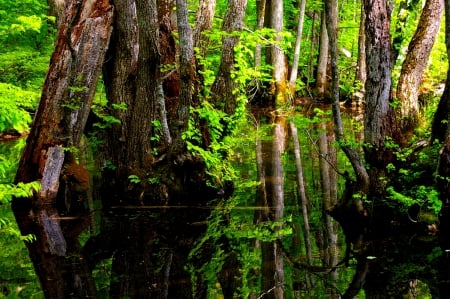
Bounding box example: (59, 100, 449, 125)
(12, 0, 113, 297)
(210, 0, 248, 114)
(363, 0, 399, 197)
(396, 0, 443, 135)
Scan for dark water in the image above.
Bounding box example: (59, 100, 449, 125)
(1, 106, 449, 298)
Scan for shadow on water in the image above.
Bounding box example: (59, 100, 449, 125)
(2, 105, 450, 298)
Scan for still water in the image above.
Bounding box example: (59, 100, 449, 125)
(0, 106, 448, 298)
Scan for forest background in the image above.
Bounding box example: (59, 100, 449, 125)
(0, 0, 449, 298)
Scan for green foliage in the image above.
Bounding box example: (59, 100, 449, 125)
(128, 174, 141, 184)
(0, 83, 39, 134)
(0, 0, 54, 51)
(0, 0, 55, 135)
(387, 185, 441, 215)
(0, 138, 40, 297)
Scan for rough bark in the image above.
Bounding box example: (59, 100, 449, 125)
(12, 1, 113, 297)
(210, 0, 248, 114)
(363, 0, 399, 197)
(193, 0, 217, 54)
(102, 0, 152, 176)
(396, 0, 444, 136)
(172, 0, 195, 156)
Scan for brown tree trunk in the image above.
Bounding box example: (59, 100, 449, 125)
(210, 0, 248, 115)
(193, 0, 216, 55)
(172, 0, 195, 156)
(12, 1, 113, 297)
(363, 0, 399, 197)
(396, 0, 444, 137)
(102, 0, 157, 177)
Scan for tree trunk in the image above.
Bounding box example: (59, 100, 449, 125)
(363, 0, 399, 197)
(396, 0, 444, 136)
(172, 0, 195, 156)
(288, 0, 307, 93)
(102, 0, 157, 178)
(324, 0, 369, 201)
(12, 1, 113, 297)
(210, 0, 248, 115)
(255, 0, 266, 69)
(193, 0, 216, 54)
(355, 2, 366, 93)
(316, 10, 329, 98)
(270, 0, 288, 105)
(47, 0, 65, 29)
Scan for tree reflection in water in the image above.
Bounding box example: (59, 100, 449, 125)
(4, 106, 450, 298)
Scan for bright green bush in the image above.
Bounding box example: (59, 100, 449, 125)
(0, 82, 39, 134)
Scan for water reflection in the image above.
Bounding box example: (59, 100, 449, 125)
(3, 106, 450, 298)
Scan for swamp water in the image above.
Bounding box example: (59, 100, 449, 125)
(0, 105, 449, 298)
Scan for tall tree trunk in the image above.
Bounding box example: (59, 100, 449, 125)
(270, 0, 288, 105)
(316, 10, 329, 98)
(102, 0, 156, 178)
(193, 0, 217, 103)
(172, 0, 195, 156)
(12, 1, 113, 298)
(324, 0, 369, 202)
(193, 0, 217, 53)
(355, 2, 366, 93)
(255, 0, 266, 69)
(288, 0, 307, 93)
(210, 0, 248, 115)
(396, 0, 444, 137)
(363, 0, 398, 198)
